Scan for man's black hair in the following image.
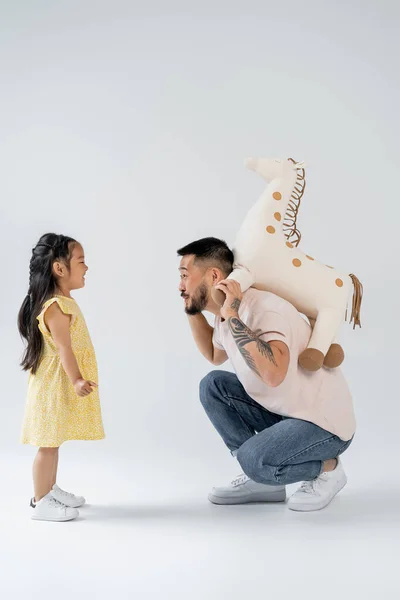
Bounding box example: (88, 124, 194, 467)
(177, 237, 234, 276)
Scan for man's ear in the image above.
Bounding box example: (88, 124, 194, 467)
(210, 268, 223, 284)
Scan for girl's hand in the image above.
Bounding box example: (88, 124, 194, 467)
(215, 279, 243, 321)
(74, 378, 98, 397)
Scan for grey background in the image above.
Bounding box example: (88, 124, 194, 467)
(0, 1, 399, 598)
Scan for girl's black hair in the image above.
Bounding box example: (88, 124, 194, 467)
(18, 233, 76, 374)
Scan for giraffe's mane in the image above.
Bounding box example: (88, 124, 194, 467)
(283, 158, 306, 247)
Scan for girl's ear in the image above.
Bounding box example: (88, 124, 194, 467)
(52, 260, 64, 278)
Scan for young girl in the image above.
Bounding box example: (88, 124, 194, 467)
(18, 233, 105, 521)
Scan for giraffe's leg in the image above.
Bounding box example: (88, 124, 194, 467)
(323, 343, 345, 368)
(299, 308, 344, 372)
(306, 316, 344, 367)
(211, 266, 255, 306)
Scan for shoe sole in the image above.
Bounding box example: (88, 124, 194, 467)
(288, 478, 347, 512)
(31, 514, 78, 522)
(208, 490, 286, 505)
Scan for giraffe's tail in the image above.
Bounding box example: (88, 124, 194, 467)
(348, 273, 363, 329)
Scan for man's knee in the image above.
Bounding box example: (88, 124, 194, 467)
(200, 369, 238, 408)
(237, 445, 261, 482)
(199, 370, 227, 409)
(237, 444, 277, 485)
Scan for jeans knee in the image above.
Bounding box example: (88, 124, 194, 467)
(237, 445, 262, 482)
(237, 445, 277, 485)
(199, 370, 226, 410)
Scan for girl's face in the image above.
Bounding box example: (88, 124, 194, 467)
(53, 243, 89, 292)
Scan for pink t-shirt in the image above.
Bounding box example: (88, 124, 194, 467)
(212, 289, 356, 441)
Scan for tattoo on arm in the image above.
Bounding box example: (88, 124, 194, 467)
(228, 317, 278, 376)
(238, 346, 260, 376)
(230, 297, 241, 312)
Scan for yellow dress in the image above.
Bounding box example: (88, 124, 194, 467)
(21, 295, 105, 447)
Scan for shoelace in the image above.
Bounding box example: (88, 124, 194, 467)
(231, 474, 250, 487)
(45, 496, 68, 509)
(56, 487, 75, 499)
(299, 474, 328, 495)
(298, 480, 316, 494)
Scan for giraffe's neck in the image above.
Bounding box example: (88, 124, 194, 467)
(251, 171, 299, 227)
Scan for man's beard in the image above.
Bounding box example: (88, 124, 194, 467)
(183, 284, 209, 315)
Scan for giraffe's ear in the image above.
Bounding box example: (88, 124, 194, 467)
(288, 158, 307, 169)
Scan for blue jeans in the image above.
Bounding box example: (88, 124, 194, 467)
(199, 371, 353, 485)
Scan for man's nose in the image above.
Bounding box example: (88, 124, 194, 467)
(179, 282, 185, 292)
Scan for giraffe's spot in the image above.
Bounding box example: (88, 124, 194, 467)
(286, 242, 294, 248)
(335, 278, 343, 287)
(306, 255, 314, 260)
(274, 212, 281, 222)
(266, 226, 275, 234)
(273, 192, 282, 201)
(292, 258, 302, 267)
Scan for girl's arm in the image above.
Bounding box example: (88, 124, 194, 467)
(44, 303, 97, 396)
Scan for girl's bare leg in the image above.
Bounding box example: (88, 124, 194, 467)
(33, 447, 59, 502)
(51, 448, 59, 488)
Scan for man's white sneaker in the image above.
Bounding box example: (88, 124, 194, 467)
(50, 484, 86, 508)
(31, 493, 79, 522)
(208, 473, 286, 505)
(288, 457, 347, 512)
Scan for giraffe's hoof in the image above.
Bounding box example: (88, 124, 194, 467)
(299, 349, 324, 371)
(323, 344, 345, 369)
(210, 287, 226, 307)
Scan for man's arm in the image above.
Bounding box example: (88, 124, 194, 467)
(215, 280, 289, 387)
(187, 313, 228, 366)
(228, 316, 289, 387)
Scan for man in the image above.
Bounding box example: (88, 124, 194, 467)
(178, 237, 355, 511)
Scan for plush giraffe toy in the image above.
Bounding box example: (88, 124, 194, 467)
(212, 158, 363, 371)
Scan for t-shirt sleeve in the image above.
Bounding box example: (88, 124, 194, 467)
(212, 317, 224, 350)
(247, 310, 292, 348)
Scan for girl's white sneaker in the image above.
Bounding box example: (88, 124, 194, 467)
(31, 493, 79, 522)
(50, 484, 86, 508)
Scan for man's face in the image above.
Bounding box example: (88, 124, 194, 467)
(179, 255, 210, 315)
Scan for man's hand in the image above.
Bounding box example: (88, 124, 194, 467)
(215, 279, 243, 321)
(74, 378, 98, 397)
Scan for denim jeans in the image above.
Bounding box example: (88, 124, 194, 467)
(199, 370, 353, 485)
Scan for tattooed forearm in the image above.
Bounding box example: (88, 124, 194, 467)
(239, 346, 261, 377)
(230, 297, 241, 312)
(228, 317, 278, 375)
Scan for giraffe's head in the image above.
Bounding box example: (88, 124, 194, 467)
(245, 157, 304, 182)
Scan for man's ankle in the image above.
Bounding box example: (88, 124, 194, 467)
(322, 458, 338, 473)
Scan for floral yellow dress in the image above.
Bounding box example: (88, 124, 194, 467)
(21, 295, 105, 447)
